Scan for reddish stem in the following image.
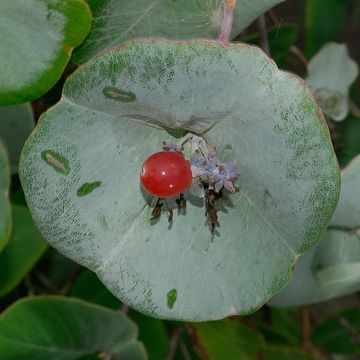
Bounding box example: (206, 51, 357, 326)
(219, 0, 236, 42)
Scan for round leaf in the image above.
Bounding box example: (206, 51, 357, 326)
(0, 104, 35, 173)
(306, 43, 359, 121)
(0, 296, 146, 360)
(73, 0, 286, 64)
(20, 40, 340, 320)
(0, 0, 91, 105)
(0, 142, 11, 252)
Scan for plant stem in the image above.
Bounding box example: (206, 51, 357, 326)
(257, 14, 270, 56)
(165, 327, 181, 360)
(219, 0, 236, 42)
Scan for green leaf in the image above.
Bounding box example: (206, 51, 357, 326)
(306, 43, 359, 121)
(130, 311, 169, 360)
(262, 346, 316, 360)
(192, 319, 263, 359)
(311, 308, 360, 354)
(331, 153, 360, 228)
(0, 0, 91, 105)
(0, 142, 11, 252)
(73, 0, 286, 64)
(242, 24, 299, 63)
(0, 205, 48, 297)
(337, 115, 360, 167)
(269, 155, 360, 307)
(269, 308, 301, 345)
(0, 296, 146, 360)
(71, 270, 121, 309)
(305, 0, 347, 58)
(0, 104, 35, 173)
(20, 40, 340, 320)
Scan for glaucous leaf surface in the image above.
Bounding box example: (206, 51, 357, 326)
(192, 319, 263, 359)
(0, 104, 35, 173)
(311, 308, 360, 354)
(0, 205, 48, 297)
(306, 43, 359, 121)
(270, 155, 360, 306)
(0, 142, 11, 252)
(0, 296, 146, 360)
(20, 40, 340, 320)
(305, 0, 347, 57)
(0, 0, 91, 105)
(72, 0, 286, 64)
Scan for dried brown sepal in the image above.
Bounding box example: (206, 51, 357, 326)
(151, 198, 163, 222)
(175, 193, 186, 215)
(205, 189, 221, 233)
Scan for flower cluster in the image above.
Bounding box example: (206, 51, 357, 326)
(190, 147, 239, 193)
(163, 136, 239, 196)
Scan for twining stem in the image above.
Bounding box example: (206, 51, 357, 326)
(219, 0, 236, 42)
(165, 327, 181, 360)
(257, 14, 270, 56)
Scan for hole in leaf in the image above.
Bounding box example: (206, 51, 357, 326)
(41, 150, 69, 175)
(103, 86, 136, 102)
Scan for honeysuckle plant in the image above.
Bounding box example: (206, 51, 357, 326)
(20, 39, 340, 320)
(306, 42, 359, 121)
(1, 0, 360, 358)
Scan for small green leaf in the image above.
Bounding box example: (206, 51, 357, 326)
(305, 0, 347, 57)
(0, 104, 35, 173)
(311, 308, 360, 354)
(20, 40, 340, 320)
(270, 155, 360, 306)
(0, 205, 48, 298)
(0, 0, 91, 105)
(73, 0, 286, 64)
(242, 24, 299, 63)
(0, 296, 146, 360)
(306, 43, 359, 121)
(192, 319, 263, 359)
(0, 142, 11, 252)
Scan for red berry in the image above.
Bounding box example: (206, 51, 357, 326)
(140, 151, 192, 198)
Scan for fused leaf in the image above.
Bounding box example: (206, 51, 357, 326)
(306, 42, 359, 121)
(20, 40, 340, 320)
(0, 296, 146, 360)
(72, 0, 286, 64)
(0, 103, 35, 173)
(0, 0, 91, 105)
(0, 205, 48, 298)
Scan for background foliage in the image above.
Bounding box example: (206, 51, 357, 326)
(0, 0, 360, 359)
